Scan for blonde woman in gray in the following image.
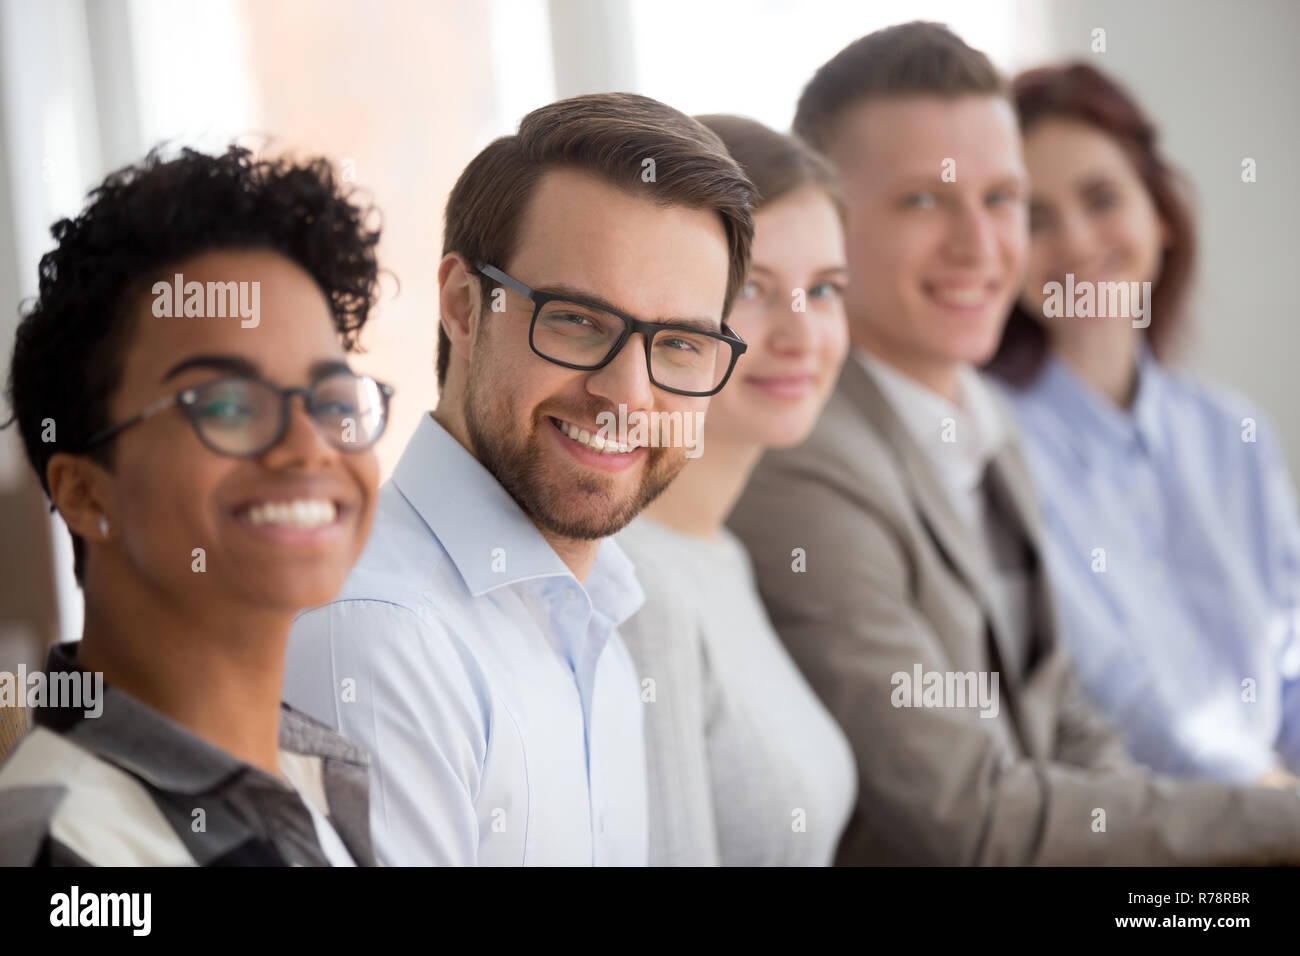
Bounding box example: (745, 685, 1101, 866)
(617, 116, 855, 866)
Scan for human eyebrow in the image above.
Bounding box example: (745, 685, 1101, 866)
(1077, 174, 1120, 198)
(161, 354, 260, 383)
(892, 173, 946, 191)
(535, 283, 628, 315)
(539, 283, 721, 332)
(986, 175, 1026, 196)
(657, 316, 724, 333)
(307, 359, 354, 382)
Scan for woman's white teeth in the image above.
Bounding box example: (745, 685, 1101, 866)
(557, 418, 631, 454)
(244, 499, 337, 528)
(931, 286, 989, 307)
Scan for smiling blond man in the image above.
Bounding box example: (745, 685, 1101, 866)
(730, 22, 1300, 865)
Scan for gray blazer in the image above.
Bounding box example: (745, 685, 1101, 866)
(728, 358, 1300, 864)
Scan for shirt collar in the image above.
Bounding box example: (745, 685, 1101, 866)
(582, 534, 645, 629)
(854, 349, 1006, 494)
(1034, 342, 1167, 461)
(34, 642, 370, 797)
(391, 412, 644, 627)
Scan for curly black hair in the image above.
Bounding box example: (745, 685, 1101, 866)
(5, 143, 382, 584)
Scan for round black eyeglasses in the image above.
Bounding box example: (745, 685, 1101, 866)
(81, 371, 395, 459)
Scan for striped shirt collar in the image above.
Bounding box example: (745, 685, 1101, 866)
(0, 642, 376, 866)
(35, 642, 371, 797)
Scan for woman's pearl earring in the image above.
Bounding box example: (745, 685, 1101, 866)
(97, 515, 110, 537)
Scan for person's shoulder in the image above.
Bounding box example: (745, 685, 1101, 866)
(0, 727, 195, 865)
(0, 725, 92, 790)
(1159, 365, 1273, 438)
(286, 561, 487, 737)
(615, 517, 692, 576)
(615, 519, 706, 642)
(0, 729, 72, 865)
(292, 479, 469, 637)
(986, 366, 1065, 445)
(333, 481, 456, 604)
(286, 589, 491, 752)
(290, 589, 480, 689)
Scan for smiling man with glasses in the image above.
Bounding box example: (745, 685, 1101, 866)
(285, 92, 755, 866)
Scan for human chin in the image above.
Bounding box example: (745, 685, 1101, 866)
(219, 502, 369, 611)
(725, 392, 823, 449)
(915, 282, 1011, 361)
(206, 473, 373, 612)
(480, 411, 683, 539)
(465, 388, 677, 539)
(229, 558, 354, 611)
(535, 438, 683, 539)
(1075, 247, 1148, 287)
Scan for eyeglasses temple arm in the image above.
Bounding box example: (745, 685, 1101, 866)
(81, 392, 182, 451)
(474, 262, 535, 301)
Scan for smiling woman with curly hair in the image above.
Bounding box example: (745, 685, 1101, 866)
(0, 144, 393, 866)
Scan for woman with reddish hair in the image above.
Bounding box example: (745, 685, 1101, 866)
(987, 63, 1300, 787)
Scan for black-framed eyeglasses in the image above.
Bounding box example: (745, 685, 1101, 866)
(475, 261, 747, 397)
(81, 371, 395, 459)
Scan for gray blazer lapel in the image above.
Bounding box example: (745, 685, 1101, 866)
(839, 360, 1023, 692)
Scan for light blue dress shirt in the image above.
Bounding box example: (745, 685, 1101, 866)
(284, 413, 649, 865)
(1000, 349, 1300, 782)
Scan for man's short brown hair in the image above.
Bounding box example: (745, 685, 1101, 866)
(793, 21, 1007, 155)
(437, 92, 756, 388)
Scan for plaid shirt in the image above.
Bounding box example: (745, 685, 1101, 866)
(0, 642, 375, 866)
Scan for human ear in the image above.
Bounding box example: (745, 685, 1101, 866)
(47, 452, 117, 542)
(438, 253, 484, 366)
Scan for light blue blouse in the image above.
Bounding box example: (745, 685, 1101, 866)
(1000, 349, 1300, 783)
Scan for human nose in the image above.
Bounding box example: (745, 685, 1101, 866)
(584, 333, 657, 410)
(767, 296, 815, 356)
(1054, 206, 1100, 269)
(946, 198, 999, 265)
(259, 391, 338, 468)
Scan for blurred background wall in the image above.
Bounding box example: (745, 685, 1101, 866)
(1, 0, 1296, 663)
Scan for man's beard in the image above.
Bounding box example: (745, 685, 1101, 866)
(464, 374, 685, 540)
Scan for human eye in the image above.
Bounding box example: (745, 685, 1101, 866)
(808, 281, 844, 300)
(315, 396, 358, 417)
(194, 383, 259, 426)
(654, 325, 715, 356)
(311, 373, 372, 419)
(903, 191, 936, 209)
(659, 335, 702, 354)
(987, 187, 1021, 207)
(1028, 202, 1055, 234)
(538, 303, 616, 338)
(1086, 187, 1120, 213)
(739, 279, 761, 300)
